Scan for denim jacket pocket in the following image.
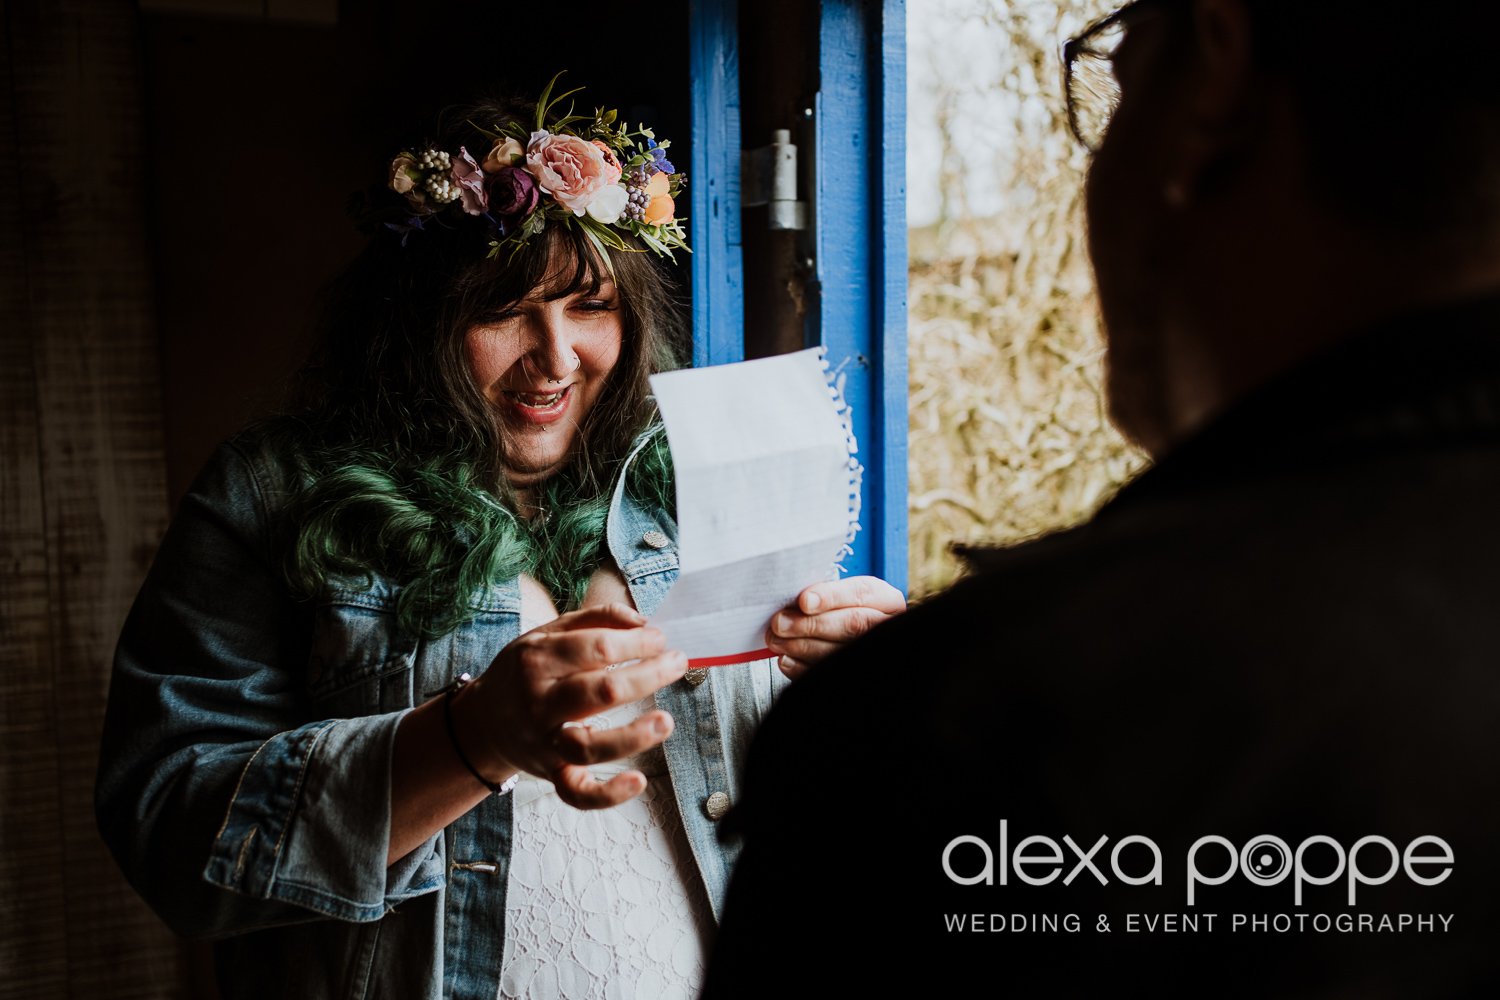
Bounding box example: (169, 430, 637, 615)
(306, 580, 417, 716)
(620, 556, 679, 618)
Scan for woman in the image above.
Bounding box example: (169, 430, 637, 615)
(95, 85, 904, 999)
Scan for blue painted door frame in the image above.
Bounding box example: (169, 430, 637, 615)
(688, 0, 744, 370)
(689, 0, 909, 593)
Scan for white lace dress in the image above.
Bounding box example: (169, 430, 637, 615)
(499, 595, 715, 999)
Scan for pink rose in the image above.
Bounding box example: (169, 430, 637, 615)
(525, 130, 610, 216)
(450, 146, 487, 216)
(483, 137, 524, 173)
(591, 140, 623, 185)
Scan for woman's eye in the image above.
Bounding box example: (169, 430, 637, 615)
(577, 299, 616, 312)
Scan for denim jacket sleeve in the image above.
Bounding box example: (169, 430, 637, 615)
(95, 436, 444, 939)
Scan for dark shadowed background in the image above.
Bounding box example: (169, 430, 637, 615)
(2, 2, 687, 996)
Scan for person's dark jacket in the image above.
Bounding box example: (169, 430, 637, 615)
(704, 295, 1500, 998)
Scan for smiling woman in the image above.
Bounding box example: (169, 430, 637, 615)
(464, 265, 626, 486)
(93, 83, 904, 1000)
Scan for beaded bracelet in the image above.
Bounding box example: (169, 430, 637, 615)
(441, 672, 520, 796)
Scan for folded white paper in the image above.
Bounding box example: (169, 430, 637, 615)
(648, 348, 860, 665)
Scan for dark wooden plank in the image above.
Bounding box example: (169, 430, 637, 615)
(4, 1, 185, 996)
(0, 0, 71, 992)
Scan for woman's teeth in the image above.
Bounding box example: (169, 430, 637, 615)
(512, 390, 564, 406)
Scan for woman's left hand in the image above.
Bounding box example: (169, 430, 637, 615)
(765, 576, 907, 680)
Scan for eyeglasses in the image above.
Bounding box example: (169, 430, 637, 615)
(1062, 0, 1180, 152)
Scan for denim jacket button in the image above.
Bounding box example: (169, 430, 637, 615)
(642, 530, 670, 549)
(703, 791, 731, 821)
(683, 667, 709, 687)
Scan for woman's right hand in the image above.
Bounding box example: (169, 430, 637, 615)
(452, 602, 687, 810)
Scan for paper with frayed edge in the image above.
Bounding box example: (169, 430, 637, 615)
(647, 347, 862, 666)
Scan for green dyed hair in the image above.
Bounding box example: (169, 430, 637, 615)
(263, 95, 686, 639)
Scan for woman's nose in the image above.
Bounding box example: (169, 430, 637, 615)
(525, 310, 580, 382)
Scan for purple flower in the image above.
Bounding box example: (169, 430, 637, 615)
(647, 139, 675, 175)
(486, 165, 540, 221)
(450, 146, 488, 215)
(384, 214, 427, 247)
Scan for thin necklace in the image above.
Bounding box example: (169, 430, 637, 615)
(515, 496, 551, 527)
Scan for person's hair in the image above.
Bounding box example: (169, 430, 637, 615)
(1212, 1, 1500, 237)
(262, 96, 686, 639)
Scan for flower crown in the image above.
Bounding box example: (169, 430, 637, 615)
(387, 74, 689, 263)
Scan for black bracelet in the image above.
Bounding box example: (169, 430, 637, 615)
(441, 673, 516, 796)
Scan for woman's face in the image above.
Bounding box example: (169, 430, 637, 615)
(465, 277, 623, 486)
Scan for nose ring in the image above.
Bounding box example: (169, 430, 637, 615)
(546, 355, 581, 385)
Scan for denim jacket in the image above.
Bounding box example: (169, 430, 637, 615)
(95, 428, 789, 999)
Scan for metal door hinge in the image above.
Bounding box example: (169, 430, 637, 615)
(742, 129, 806, 230)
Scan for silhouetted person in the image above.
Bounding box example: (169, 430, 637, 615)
(705, 1, 1500, 995)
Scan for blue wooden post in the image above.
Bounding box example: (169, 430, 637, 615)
(689, 0, 907, 592)
(688, 0, 745, 367)
(816, 0, 909, 593)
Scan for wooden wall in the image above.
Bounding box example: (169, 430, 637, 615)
(0, 1, 187, 997)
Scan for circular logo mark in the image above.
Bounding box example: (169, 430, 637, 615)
(1240, 835, 1292, 885)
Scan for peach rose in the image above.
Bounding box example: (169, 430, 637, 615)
(592, 140, 623, 185)
(525, 130, 610, 215)
(483, 137, 524, 172)
(645, 171, 670, 198)
(643, 192, 675, 225)
(389, 153, 418, 196)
